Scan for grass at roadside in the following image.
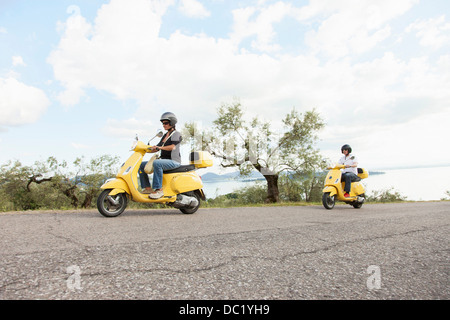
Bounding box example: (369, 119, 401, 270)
(3, 186, 444, 214)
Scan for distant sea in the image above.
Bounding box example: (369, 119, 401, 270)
(201, 166, 450, 201)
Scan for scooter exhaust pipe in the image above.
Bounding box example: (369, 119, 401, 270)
(171, 194, 199, 209)
(357, 196, 365, 203)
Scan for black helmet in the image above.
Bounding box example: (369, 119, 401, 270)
(160, 112, 178, 126)
(341, 144, 352, 153)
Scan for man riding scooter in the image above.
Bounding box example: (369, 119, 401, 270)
(322, 144, 368, 209)
(338, 144, 358, 198)
(139, 112, 182, 199)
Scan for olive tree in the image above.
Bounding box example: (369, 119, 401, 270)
(43, 155, 120, 208)
(183, 100, 325, 203)
(0, 155, 120, 211)
(0, 160, 39, 210)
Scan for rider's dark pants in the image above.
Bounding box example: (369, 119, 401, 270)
(342, 172, 359, 193)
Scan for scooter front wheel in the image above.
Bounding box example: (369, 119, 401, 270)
(97, 189, 128, 217)
(322, 192, 336, 210)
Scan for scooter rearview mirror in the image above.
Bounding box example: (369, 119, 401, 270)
(148, 131, 164, 145)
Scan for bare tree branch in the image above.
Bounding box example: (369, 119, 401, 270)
(26, 175, 53, 192)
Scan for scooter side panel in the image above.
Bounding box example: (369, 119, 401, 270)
(169, 173, 203, 194)
(351, 182, 365, 196)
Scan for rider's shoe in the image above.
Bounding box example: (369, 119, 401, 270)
(141, 187, 153, 194)
(149, 189, 164, 199)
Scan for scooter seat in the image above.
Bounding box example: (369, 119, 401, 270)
(163, 164, 196, 174)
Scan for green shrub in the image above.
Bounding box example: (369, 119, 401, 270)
(366, 187, 407, 202)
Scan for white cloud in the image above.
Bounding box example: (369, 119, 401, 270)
(49, 0, 171, 106)
(47, 0, 450, 167)
(0, 27, 7, 34)
(12, 56, 26, 67)
(0, 76, 50, 127)
(178, 0, 210, 19)
(71, 142, 91, 149)
(407, 15, 450, 50)
(48, 0, 445, 124)
(353, 109, 450, 168)
(230, 2, 294, 52)
(102, 117, 156, 139)
(49, 0, 301, 122)
(300, 0, 418, 58)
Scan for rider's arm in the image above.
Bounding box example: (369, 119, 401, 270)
(345, 157, 358, 168)
(153, 131, 180, 152)
(154, 144, 176, 152)
(345, 162, 358, 168)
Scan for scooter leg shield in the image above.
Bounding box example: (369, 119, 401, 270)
(323, 186, 337, 197)
(101, 178, 131, 195)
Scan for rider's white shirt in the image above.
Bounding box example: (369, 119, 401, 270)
(338, 154, 358, 174)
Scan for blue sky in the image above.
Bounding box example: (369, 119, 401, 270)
(1, 0, 450, 172)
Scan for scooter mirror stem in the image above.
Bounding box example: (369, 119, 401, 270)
(148, 131, 164, 145)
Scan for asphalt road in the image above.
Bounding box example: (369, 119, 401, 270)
(0, 202, 448, 300)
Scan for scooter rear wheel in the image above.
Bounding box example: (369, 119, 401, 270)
(322, 192, 336, 210)
(352, 202, 363, 209)
(97, 189, 128, 217)
(179, 192, 201, 214)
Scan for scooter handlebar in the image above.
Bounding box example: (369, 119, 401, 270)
(328, 164, 346, 169)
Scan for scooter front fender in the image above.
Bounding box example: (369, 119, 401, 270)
(323, 186, 338, 197)
(100, 178, 131, 196)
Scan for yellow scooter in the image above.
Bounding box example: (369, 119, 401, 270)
(322, 164, 369, 209)
(97, 134, 213, 217)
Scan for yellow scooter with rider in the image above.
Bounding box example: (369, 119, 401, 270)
(96, 112, 213, 217)
(322, 144, 369, 209)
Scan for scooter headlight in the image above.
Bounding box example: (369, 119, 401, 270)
(130, 140, 138, 151)
(130, 135, 138, 151)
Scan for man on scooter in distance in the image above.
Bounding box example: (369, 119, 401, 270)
(139, 112, 182, 199)
(338, 144, 359, 198)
